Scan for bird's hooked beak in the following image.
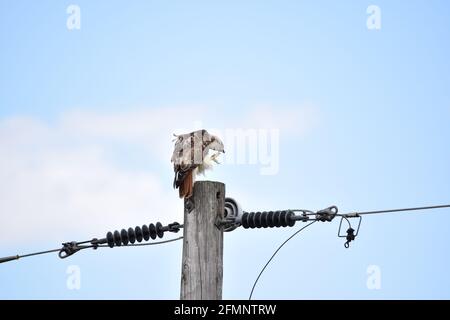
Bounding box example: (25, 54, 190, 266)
(172, 133, 180, 142)
(211, 152, 222, 164)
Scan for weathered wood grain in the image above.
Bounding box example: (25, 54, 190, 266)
(180, 181, 225, 300)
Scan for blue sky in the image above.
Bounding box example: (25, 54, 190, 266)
(1, 0, 450, 299)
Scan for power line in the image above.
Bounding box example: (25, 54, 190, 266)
(19, 248, 62, 259)
(342, 204, 450, 217)
(0, 221, 184, 264)
(1, 248, 63, 263)
(248, 220, 317, 300)
(247, 203, 450, 299)
(2, 203, 449, 265)
(0, 237, 184, 264)
(100, 236, 183, 247)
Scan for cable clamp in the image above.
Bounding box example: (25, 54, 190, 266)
(168, 222, 182, 233)
(58, 242, 82, 259)
(344, 228, 356, 248)
(316, 206, 338, 222)
(338, 214, 362, 248)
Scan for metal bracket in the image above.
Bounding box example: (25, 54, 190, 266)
(168, 222, 182, 233)
(185, 198, 195, 214)
(58, 242, 82, 259)
(338, 214, 362, 248)
(316, 206, 338, 222)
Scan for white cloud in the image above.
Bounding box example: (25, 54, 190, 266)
(60, 107, 206, 140)
(0, 111, 189, 247)
(239, 103, 319, 136)
(0, 104, 318, 247)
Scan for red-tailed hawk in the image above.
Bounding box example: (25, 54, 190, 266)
(171, 129, 225, 198)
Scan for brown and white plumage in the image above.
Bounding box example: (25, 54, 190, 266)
(171, 129, 225, 198)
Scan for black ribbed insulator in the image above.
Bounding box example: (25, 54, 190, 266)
(241, 210, 296, 229)
(149, 223, 156, 240)
(142, 224, 150, 241)
(135, 226, 143, 242)
(156, 222, 164, 239)
(106, 221, 168, 248)
(106, 231, 114, 248)
(127, 227, 136, 244)
(114, 230, 121, 246)
(120, 229, 128, 245)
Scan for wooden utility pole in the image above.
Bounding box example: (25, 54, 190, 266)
(180, 181, 225, 300)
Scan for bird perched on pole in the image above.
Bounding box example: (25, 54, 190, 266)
(171, 129, 225, 198)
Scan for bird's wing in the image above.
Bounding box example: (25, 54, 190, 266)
(199, 130, 220, 158)
(171, 129, 224, 198)
(171, 130, 206, 193)
(171, 131, 205, 165)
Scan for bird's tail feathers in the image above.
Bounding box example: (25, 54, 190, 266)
(179, 170, 194, 199)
